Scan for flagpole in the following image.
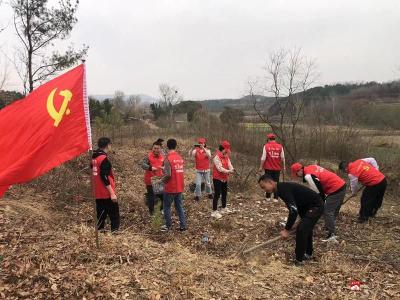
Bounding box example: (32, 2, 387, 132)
(89, 150, 100, 249)
(82, 59, 99, 249)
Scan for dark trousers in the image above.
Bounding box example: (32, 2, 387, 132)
(359, 178, 387, 220)
(295, 206, 323, 261)
(146, 185, 163, 214)
(324, 184, 346, 235)
(213, 179, 228, 211)
(96, 199, 120, 232)
(264, 169, 280, 199)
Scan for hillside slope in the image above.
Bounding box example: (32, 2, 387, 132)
(1, 136, 400, 299)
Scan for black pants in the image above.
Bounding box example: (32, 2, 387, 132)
(213, 179, 227, 211)
(295, 206, 323, 261)
(146, 185, 163, 215)
(96, 199, 120, 232)
(264, 169, 280, 199)
(359, 178, 387, 221)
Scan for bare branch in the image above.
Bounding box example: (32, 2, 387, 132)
(251, 47, 318, 162)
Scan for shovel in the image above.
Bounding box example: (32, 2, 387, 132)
(241, 236, 281, 256)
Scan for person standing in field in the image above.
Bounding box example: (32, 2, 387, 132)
(259, 133, 286, 200)
(155, 138, 167, 156)
(211, 140, 235, 219)
(141, 140, 164, 216)
(258, 174, 324, 265)
(339, 158, 387, 223)
(161, 139, 187, 232)
(91, 137, 120, 232)
(189, 137, 213, 201)
(291, 163, 347, 242)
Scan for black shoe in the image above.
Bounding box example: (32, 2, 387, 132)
(358, 217, 368, 223)
(208, 194, 213, 199)
(370, 208, 378, 218)
(304, 254, 313, 260)
(292, 259, 305, 266)
(179, 227, 187, 232)
(194, 196, 200, 201)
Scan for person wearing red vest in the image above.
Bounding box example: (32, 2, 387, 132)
(339, 158, 387, 223)
(160, 139, 187, 231)
(259, 133, 286, 200)
(211, 140, 234, 219)
(291, 163, 347, 242)
(189, 137, 213, 201)
(91, 137, 120, 232)
(141, 141, 165, 215)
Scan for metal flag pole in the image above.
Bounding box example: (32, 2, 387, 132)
(82, 59, 99, 249)
(89, 150, 100, 249)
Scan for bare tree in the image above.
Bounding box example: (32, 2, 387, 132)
(252, 47, 317, 161)
(126, 95, 143, 118)
(159, 83, 182, 121)
(0, 57, 9, 90)
(11, 0, 88, 93)
(0, 0, 6, 34)
(112, 90, 126, 114)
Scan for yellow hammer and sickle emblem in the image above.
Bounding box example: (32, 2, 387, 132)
(47, 88, 73, 127)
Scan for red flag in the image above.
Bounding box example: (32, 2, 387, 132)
(0, 64, 92, 197)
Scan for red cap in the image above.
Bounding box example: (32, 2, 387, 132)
(198, 137, 206, 144)
(291, 163, 303, 177)
(221, 140, 231, 152)
(267, 133, 276, 139)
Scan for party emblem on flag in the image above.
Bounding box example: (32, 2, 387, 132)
(0, 64, 92, 198)
(47, 88, 73, 127)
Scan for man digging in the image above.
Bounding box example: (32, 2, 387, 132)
(258, 174, 324, 265)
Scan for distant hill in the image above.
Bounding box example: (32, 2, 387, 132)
(191, 81, 400, 114)
(195, 95, 274, 112)
(90, 94, 157, 104)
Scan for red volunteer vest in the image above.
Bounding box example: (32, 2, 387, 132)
(213, 151, 230, 181)
(92, 154, 116, 199)
(263, 141, 283, 171)
(195, 148, 210, 171)
(164, 151, 185, 193)
(144, 152, 164, 186)
(348, 159, 385, 186)
(304, 165, 345, 195)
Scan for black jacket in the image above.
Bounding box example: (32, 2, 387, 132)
(276, 182, 324, 230)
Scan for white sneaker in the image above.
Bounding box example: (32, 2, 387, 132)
(220, 207, 232, 214)
(211, 211, 222, 219)
(322, 233, 338, 243)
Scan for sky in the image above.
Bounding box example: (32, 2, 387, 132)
(0, 0, 400, 99)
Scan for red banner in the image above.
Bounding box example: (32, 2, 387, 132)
(0, 64, 92, 197)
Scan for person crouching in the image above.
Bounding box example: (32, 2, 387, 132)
(258, 174, 324, 265)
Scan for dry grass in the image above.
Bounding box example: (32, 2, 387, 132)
(1, 133, 400, 299)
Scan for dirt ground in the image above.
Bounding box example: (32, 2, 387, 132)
(1, 137, 400, 299)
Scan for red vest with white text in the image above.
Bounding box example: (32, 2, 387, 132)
(164, 151, 185, 193)
(144, 151, 164, 186)
(304, 165, 345, 195)
(263, 141, 283, 171)
(195, 148, 210, 171)
(92, 155, 116, 199)
(213, 151, 230, 181)
(348, 159, 385, 186)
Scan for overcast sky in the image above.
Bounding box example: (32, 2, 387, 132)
(1, 0, 400, 99)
